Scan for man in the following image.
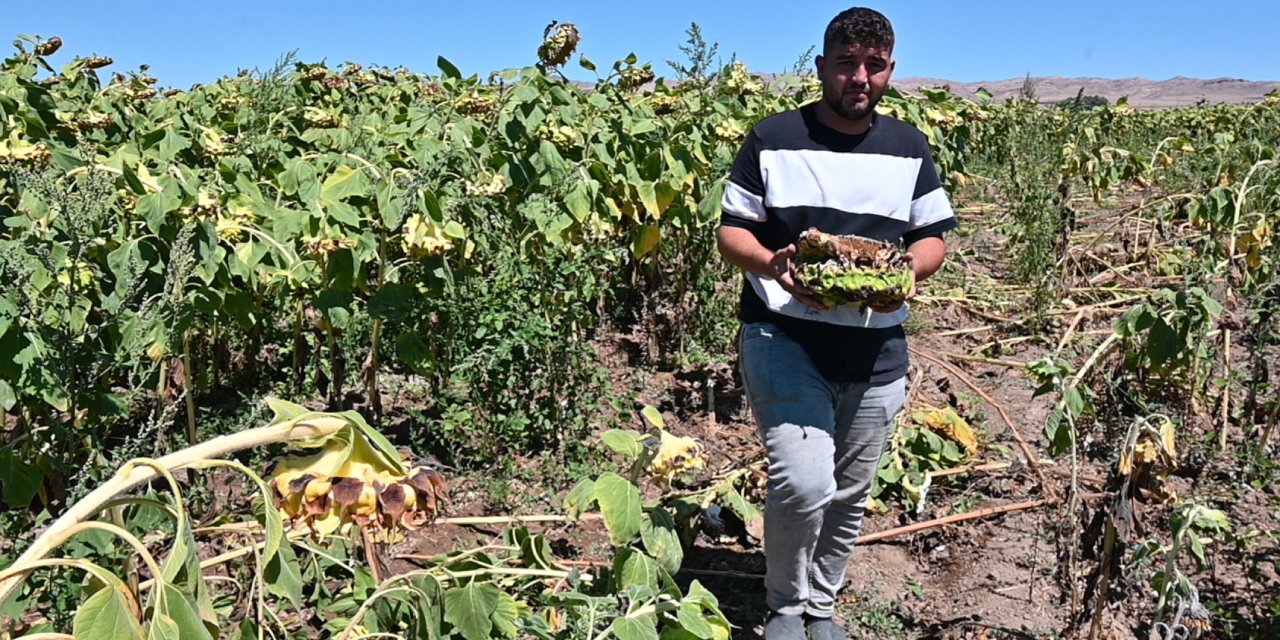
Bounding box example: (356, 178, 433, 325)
(716, 7, 956, 639)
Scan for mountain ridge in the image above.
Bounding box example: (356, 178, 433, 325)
(891, 75, 1280, 107)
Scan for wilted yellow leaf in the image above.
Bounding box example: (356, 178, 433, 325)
(911, 406, 979, 456)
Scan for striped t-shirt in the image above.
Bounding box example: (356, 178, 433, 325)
(720, 103, 957, 383)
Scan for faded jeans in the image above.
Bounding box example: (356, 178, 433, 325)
(738, 322, 906, 618)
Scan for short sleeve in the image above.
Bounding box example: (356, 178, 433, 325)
(720, 129, 767, 229)
(903, 134, 957, 245)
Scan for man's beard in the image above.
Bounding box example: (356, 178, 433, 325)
(824, 87, 880, 122)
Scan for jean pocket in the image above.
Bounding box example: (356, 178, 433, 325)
(739, 322, 777, 346)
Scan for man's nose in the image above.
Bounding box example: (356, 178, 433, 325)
(849, 65, 869, 86)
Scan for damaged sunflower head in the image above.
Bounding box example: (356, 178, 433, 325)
(1117, 418, 1177, 501)
(646, 429, 707, 485)
(266, 403, 448, 542)
(793, 228, 912, 309)
(636, 406, 706, 485)
(538, 22, 580, 68)
(908, 405, 979, 457)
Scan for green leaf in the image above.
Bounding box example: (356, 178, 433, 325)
(1190, 507, 1231, 532)
(0, 379, 15, 412)
(368, 283, 417, 322)
(395, 332, 435, 376)
(492, 591, 519, 637)
(632, 224, 661, 258)
(630, 118, 657, 136)
(676, 601, 716, 639)
(563, 478, 596, 519)
(265, 398, 310, 425)
(0, 446, 43, 508)
(72, 583, 145, 640)
(136, 191, 181, 233)
(696, 177, 727, 224)
(1148, 319, 1181, 369)
(641, 507, 684, 575)
(278, 159, 318, 198)
(265, 543, 303, 610)
(565, 180, 592, 221)
(716, 484, 761, 524)
(505, 526, 559, 571)
(0, 296, 15, 338)
(444, 582, 500, 640)
(147, 583, 215, 640)
(324, 200, 362, 226)
(616, 547, 659, 589)
(443, 220, 467, 239)
(316, 290, 353, 329)
(322, 163, 368, 203)
(437, 56, 462, 79)
(1063, 386, 1087, 419)
(641, 406, 665, 430)
(611, 614, 659, 640)
(601, 429, 644, 459)
(148, 614, 181, 640)
(683, 580, 722, 612)
(596, 472, 643, 545)
(636, 182, 661, 218)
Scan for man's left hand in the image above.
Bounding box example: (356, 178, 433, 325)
(868, 252, 917, 313)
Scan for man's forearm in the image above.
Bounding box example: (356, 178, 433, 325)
(717, 226, 777, 278)
(906, 236, 947, 282)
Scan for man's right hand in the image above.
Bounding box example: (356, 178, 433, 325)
(769, 244, 828, 311)
(715, 226, 828, 310)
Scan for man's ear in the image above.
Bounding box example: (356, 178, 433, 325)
(815, 54, 825, 75)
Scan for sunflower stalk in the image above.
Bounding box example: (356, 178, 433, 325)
(0, 410, 347, 606)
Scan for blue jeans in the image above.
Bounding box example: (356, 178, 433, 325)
(738, 322, 906, 618)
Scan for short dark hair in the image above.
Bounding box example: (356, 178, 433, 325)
(824, 7, 894, 54)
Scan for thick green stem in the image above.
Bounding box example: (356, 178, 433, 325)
(292, 296, 305, 396)
(365, 235, 387, 419)
(210, 319, 221, 390)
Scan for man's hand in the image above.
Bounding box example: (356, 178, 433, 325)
(868, 237, 947, 313)
(716, 227, 829, 310)
(868, 252, 916, 313)
(770, 244, 828, 311)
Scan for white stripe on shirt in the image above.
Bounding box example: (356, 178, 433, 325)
(760, 149, 922, 220)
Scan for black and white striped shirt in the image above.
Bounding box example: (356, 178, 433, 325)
(721, 103, 957, 382)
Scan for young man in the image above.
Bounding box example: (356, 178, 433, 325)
(716, 7, 956, 639)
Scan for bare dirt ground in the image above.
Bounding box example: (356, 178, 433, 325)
(390, 191, 1280, 639)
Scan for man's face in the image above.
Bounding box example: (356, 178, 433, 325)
(815, 41, 895, 123)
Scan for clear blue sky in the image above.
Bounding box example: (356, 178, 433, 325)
(9, 1, 1279, 88)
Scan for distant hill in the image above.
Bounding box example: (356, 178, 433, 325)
(893, 75, 1280, 108)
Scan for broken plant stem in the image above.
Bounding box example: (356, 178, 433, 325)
(908, 347, 1050, 492)
(437, 514, 601, 526)
(938, 351, 1027, 368)
(362, 527, 383, 584)
(1057, 310, 1086, 356)
(1070, 333, 1120, 389)
(854, 493, 1107, 544)
(2, 521, 164, 586)
(0, 415, 346, 606)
